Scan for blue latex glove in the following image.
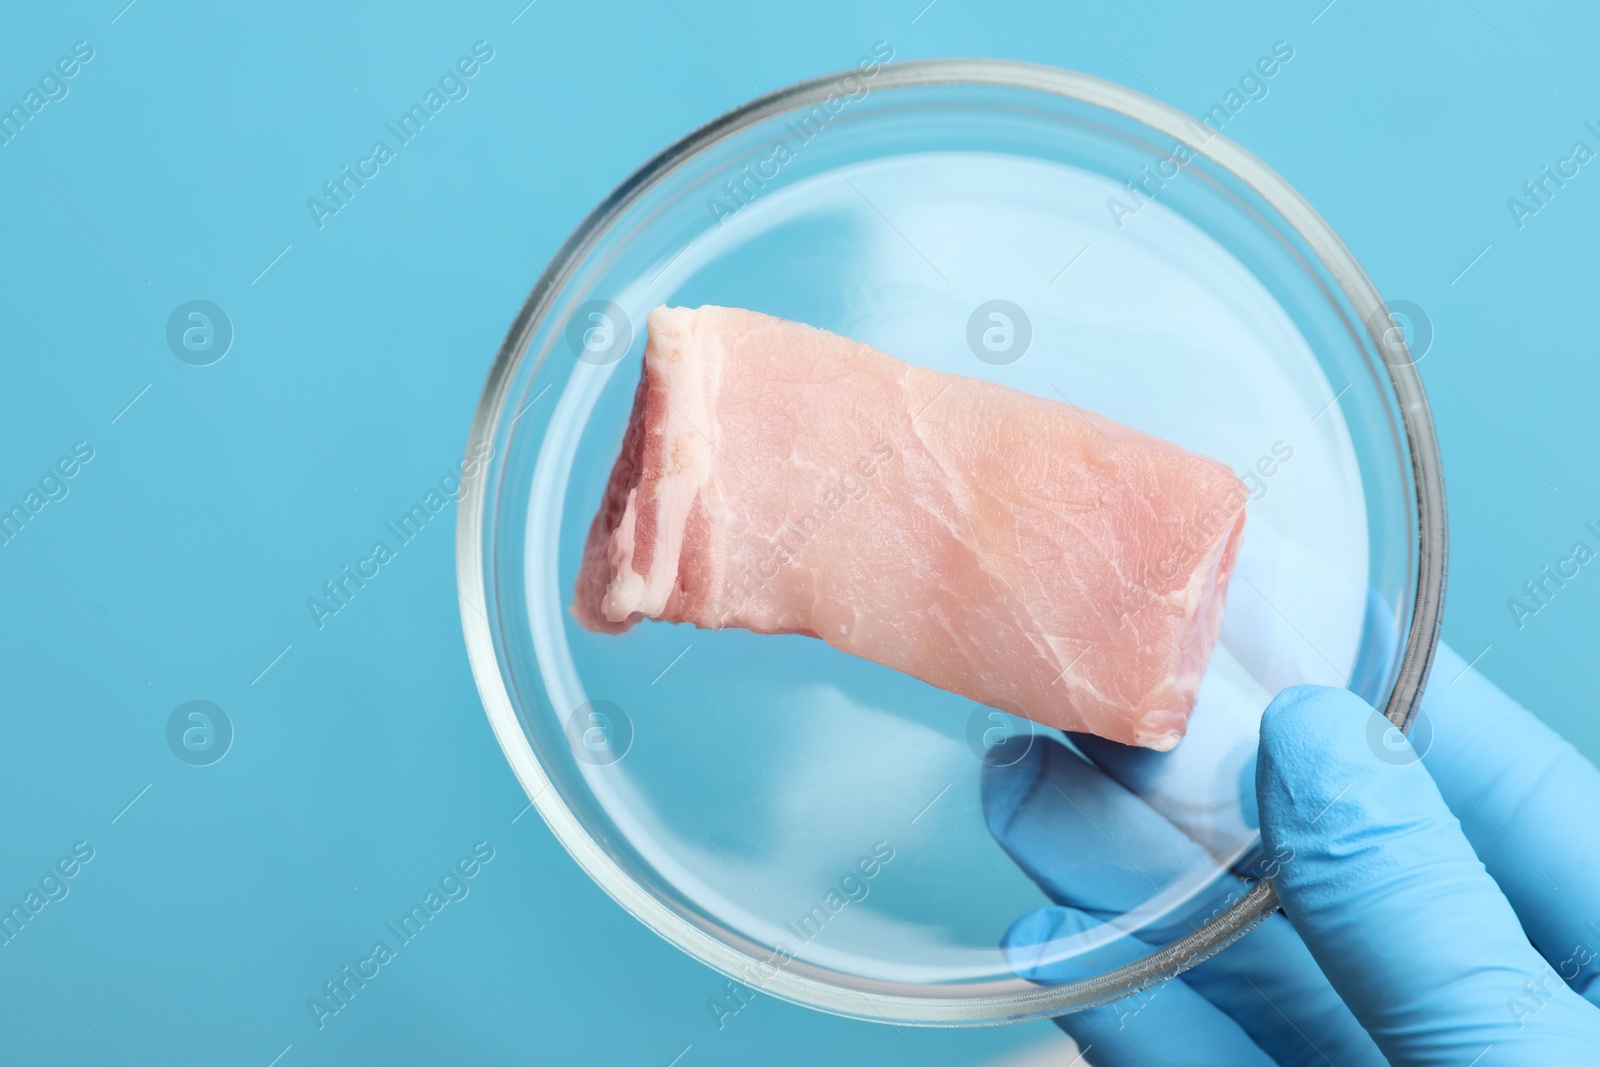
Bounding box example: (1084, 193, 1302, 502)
(983, 643, 1600, 1065)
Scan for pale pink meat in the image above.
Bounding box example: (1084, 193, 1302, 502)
(573, 305, 1247, 750)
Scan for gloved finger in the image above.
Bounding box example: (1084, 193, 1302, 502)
(985, 738, 1383, 1064)
(1016, 901, 1385, 1067)
(1422, 642, 1600, 1004)
(1178, 909, 1387, 1067)
(1260, 684, 1600, 1064)
(982, 736, 1239, 935)
(1003, 905, 1276, 1067)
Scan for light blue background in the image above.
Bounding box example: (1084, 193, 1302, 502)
(1, 1, 1594, 1064)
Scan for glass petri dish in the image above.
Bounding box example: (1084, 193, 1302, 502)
(455, 59, 1445, 1025)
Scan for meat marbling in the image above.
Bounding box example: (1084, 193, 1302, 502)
(572, 305, 1247, 751)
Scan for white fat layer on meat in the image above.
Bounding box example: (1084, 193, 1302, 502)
(601, 306, 721, 623)
(1133, 728, 1181, 752)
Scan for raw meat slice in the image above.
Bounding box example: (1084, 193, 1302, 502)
(572, 305, 1247, 750)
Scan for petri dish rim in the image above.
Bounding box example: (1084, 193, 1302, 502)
(455, 57, 1448, 1025)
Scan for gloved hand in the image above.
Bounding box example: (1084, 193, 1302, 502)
(983, 643, 1600, 1065)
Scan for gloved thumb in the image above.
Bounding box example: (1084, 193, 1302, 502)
(1258, 685, 1600, 1065)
